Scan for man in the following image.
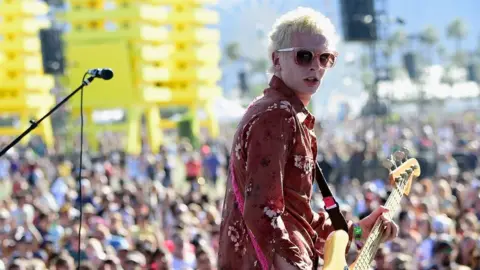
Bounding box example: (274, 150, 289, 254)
(218, 7, 398, 270)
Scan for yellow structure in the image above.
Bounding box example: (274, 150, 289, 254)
(62, 0, 173, 154)
(162, 0, 222, 138)
(0, 0, 55, 147)
(61, 0, 222, 153)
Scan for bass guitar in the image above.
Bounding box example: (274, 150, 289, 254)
(322, 150, 421, 270)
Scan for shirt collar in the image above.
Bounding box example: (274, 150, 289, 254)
(266, 76, 316, 129)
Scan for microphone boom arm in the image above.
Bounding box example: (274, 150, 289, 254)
(0, 75, 96, 157)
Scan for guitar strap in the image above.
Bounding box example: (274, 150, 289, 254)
(312, 163, 349, 270)
(314, 162, 349, 232)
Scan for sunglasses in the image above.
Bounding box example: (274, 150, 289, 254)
(277, 47, 338, 69)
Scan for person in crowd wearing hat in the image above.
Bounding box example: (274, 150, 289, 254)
(125, 251, 146, 270)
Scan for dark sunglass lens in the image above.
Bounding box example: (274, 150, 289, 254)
(320, 53, 335, 67)
(296, 50, 313, 65)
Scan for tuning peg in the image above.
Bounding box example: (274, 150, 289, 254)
(393, 151, 405, 166)
(393, 151, 406, 161)
(395, 176, 402, 182)
(400, 172, 408, 179)
(382, 159, 396, 170)
(405, 168, 413, 174)
(389, 154, 397, 165)
(400, 146, 410, 160)
(411, 164, 418, 170)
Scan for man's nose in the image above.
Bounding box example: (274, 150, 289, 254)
(309, 56, 322, 70)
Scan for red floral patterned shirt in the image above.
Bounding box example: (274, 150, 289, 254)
(218, 76, 354, 270)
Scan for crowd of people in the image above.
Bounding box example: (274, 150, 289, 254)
(0, 139, 225, 270)
(0, 117, 478, 269)
(315, 118, 480, 269)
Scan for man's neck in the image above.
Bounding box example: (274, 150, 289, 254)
(295, 93, 311, 107)
(273, 73, 311, 107)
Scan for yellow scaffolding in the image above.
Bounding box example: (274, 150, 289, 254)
(0, 0, 55, 147)
(61, 0, 222, 153)
(62, 0, 172, 154)
(160, 0, 222, 138)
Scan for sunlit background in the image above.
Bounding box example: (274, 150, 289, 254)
(0, 1, 480, 269)
(0, 0, 479, 152)
(217, 0, 480, 119)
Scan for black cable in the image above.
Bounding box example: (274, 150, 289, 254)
(76, 72, 87, 269)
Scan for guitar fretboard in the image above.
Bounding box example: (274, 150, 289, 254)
(352, 179, 406, 270)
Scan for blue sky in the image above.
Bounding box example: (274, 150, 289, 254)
(216, 0, 479, 52)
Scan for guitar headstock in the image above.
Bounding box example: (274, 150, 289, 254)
(383, 148, 421, 196)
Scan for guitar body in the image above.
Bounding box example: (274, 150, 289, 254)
(322, 230, 353, 270)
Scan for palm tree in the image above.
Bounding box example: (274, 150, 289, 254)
(436, 44, 457, 85)
(436, 45, 447, 63)
(224, 42, 271, 98)
(225, 42, 241, 62)
(475, 36, 480, 60)
(387, 30, 408, 52)
(385, 29, 408, 81)
(419, 26, 439, 64)
(250, 58, 268, 75)
(446, 18, 468, 51)
(446, 18, 468, 67)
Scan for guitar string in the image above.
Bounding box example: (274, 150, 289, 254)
(353, 162, 415, 269)
(356, 192, 397, 269)
(364, 183, 404, 268)
(356, 194, 393, 269)
(361, 183, 403, 268)
(355, 178, 405, 269)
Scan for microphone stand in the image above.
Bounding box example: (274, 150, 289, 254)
(0, 75, 96, 157)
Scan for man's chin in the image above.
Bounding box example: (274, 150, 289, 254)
(302, 86, 320, 95)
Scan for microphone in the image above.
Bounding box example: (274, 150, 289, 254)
(87, 68, 114, 80)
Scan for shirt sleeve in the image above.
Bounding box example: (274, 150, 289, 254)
(240, 108, 308, 269)
(311, 212, 354, 260)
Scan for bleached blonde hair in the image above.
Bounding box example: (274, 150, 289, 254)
(267, 7, 339, 73)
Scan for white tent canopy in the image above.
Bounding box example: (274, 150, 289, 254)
(91, 96, 246, 125)
(198, 96, 246, 124)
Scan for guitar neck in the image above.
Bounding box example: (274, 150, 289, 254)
(352, 182, 406, 270)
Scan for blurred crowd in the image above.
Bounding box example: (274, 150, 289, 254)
(0, 139, 226, 270)
(314, 118, 480, 270)
(0, 116, 479, 270)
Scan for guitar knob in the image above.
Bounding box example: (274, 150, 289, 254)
(395, 176, 402, 182)
(405, 168, 413, 174)
(400, 172, 408, 178)
(411, 165, 418, 170)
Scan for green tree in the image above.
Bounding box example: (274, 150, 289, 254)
(446, 18, 468, 51)
(437, 44, 447, 63)
(446, 18, 468, 67)
(250, 58, 268, 74)
(475, 36, 480, 60)
(387, 30, 408, 53)
(224, 41, 269, 99)
(419, 26, 439, 64)
(384, 29, 408, 81)
(225, 42, 241, 62)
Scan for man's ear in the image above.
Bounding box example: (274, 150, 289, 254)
(272, 52, 280, 70)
